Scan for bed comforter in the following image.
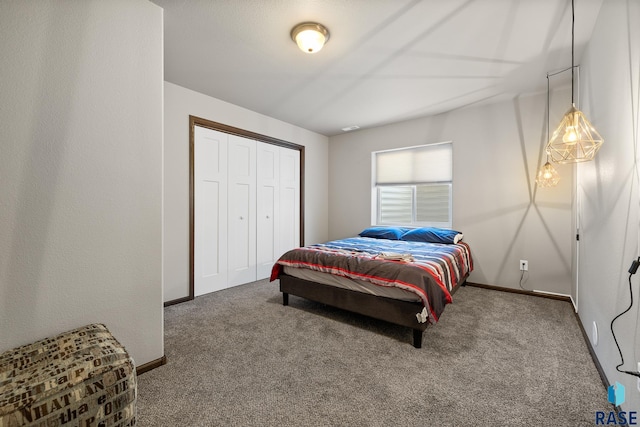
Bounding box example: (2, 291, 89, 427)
(270, 237, 473, 324)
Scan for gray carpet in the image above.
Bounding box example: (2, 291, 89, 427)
(137, 280, 611, 426)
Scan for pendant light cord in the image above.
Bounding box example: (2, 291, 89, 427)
(545, 73, 551, 162)
(546, 74, 550, 162)
(571, 0, 575, 104)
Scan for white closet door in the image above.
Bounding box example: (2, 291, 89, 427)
(227, 135, 257, 286)
(279, 148, 300, 257)
(256, 143, 280, 280)
(194, 126, 228, 296)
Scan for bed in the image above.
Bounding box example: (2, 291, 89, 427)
(270, 226, 473, 348)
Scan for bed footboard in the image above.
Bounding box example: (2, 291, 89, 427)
(279, 274, 429, 347)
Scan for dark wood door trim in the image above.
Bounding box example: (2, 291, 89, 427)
(164, 115, 305, 307)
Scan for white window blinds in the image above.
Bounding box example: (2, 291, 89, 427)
(378, 186, 413, 224)
(373, 142, 453, 228)
(375, 143, 452, 185)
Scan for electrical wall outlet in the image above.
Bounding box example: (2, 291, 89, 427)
(520, 260, 528, 271)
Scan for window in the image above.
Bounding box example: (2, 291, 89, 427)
(373, 142, 452, 228)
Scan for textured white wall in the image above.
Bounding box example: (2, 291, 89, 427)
(329, 90, 575, 295)
(578, 0, 640, 411)
(0, 1, 164, 366)
(163, 82, 329, 302)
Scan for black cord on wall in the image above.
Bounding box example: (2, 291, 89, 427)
(610, 257, 640, 379)
(519, 269, 527, 290)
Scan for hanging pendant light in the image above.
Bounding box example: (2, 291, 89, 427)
(537, 74, 560, 187)
(547, 104, 603, 163)
(537, 161, 561, 187)
(546, 0, 603, 164)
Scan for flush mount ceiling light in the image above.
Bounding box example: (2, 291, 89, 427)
(291, 22, 329, 54)
(546, 0, 603, 164)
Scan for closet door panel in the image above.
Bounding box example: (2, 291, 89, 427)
(227, 135, 257, 286)
(256, 143, 280, 280)
(194, 126, 228, 296)
(279, 148, 300, 256)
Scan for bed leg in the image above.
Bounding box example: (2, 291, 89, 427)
(413, 329, 423, 348)
(282, 292, 289, 306)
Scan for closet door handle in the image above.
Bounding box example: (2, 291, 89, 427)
(239, 216, 244, 220)
(266, 215, 270, 219)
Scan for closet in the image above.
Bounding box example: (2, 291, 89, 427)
(194, 125, 300, 297)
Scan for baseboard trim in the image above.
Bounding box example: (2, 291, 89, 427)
(164, 296, 193, 307)
(572, 312, 610, 390)
(137, 355, 166, 375)
(465, 282, 571, 302)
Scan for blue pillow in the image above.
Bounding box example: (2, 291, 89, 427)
(358, 226, 409, 240)
(400, 227, 463, 244)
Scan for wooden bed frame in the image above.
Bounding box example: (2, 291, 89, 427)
(279, 273, 467, 348)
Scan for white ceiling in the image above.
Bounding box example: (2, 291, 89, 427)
(151, 0, 604, 136)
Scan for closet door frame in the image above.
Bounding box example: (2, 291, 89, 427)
(167, 115, 304, 306)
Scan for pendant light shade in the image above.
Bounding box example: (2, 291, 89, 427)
(536, 161, 561, 187)
(546, 0, 603, 164)
(546, 103, 604, 163)
(291, 22, 329, 54)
